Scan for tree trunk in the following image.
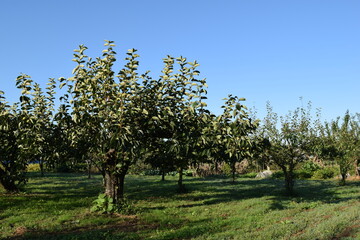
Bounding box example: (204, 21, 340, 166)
(0, 179, 19, 192)
(178, 168, 185, 192)
(161, 170, 165, 181)
(87, 160, 92, 179)
(231, 162, 236, 183)
(103, 149, 119, 203)
(104, 169, 117, 203)
(117, 172, 126, 200)
(39, 158, 45, 177)
(104, 171, 127, 203)
(0, 168, 19, 192)
(284, 169, 295, 195)
(103, 149, 131, 205)
(215, 161, 219, 173)
(340, 173, 347, 185)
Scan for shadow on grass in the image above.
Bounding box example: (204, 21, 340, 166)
(6, 173, 359, 212)
(125, 175, 359, 212)
(0, 173, 104, 217)
(26, 172, 103, 195)
(2, 173, 359, 239)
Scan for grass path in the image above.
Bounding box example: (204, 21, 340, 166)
(0, 173, 359, 239)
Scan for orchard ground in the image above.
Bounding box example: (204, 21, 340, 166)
(0, 173, 359, 240)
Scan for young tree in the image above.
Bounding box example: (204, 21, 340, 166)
(251, 136, 272, 172)
(145, 55, 210, 191)
(27, 79, 57, 176)
(262, 102, 313, 194)
(211, 95, 258, 182)
(322, 112, 359, 184)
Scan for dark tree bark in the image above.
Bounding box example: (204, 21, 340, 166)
(103, 149, 130, 203)
(103, 149, 119, 203)
(0, 168, 20, 193)
(340, 173, 347, 185)
(39, 159, 45, 177)
(86, 160, 92, 179)
(177, 167, 185, 192)
(214, 161, 219, 173)
(283, 167, 295, 195)
(117, 172, 126, 199)
(104, 169, 117, 202)
(161, 170, 165, 181)
(231, 161, 236, 183)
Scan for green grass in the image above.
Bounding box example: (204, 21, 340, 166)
(0, 173, 359, 239)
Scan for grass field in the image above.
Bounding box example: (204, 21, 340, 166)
(0, 173, 359, 240)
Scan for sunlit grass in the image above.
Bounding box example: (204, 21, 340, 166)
(0, 173, 359, 239)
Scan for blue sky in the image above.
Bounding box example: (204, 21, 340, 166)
(1, 0, 359, 121)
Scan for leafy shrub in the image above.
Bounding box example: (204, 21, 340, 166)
(91, 194, 136, 214)
(91, 193, 116, 213)
(128, 162, 153, 175)
(167, 171, 178, 176)
(301, 161, 321, 172)
(271, 169, 315, 180)
(221, 163, 232, 176)
(71, 163, 88, 172)
(27, 163, 40, 172)
(142, 169, 161, 176)
(238, 172, 257, 178)
(288, 161, 323, 179)
(271, 171, 284, 179)
(184, 169, 195, 177)
(295, 169, 313, 179)
(312, 167, 339, 179)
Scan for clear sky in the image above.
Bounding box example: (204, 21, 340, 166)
(1, 0, 359, 121)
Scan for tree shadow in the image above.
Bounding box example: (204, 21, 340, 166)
(2, 174, 359, 240)
(132, 177, 359, 211)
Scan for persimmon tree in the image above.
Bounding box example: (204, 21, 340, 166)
(322, 112, 360, 184)
(150, 56, 210, 191)
(262, 102, 313, 194)
(59, 42, 146, 204)
(60, 41, 211, 203)
(211, 95, 258, 182)
(27, 79, 57, 176)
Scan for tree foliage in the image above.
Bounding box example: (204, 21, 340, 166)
(210, 95, 258, 182)
(0, 76, 35, 192)
(2, 40, 359, 203)
(261, 102, 314, 194)
(321, 111, 360, 184)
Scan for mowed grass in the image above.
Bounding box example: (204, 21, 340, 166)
(0, 173, 359, 240)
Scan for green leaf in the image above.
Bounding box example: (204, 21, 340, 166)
(59, 82, 66, 89)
